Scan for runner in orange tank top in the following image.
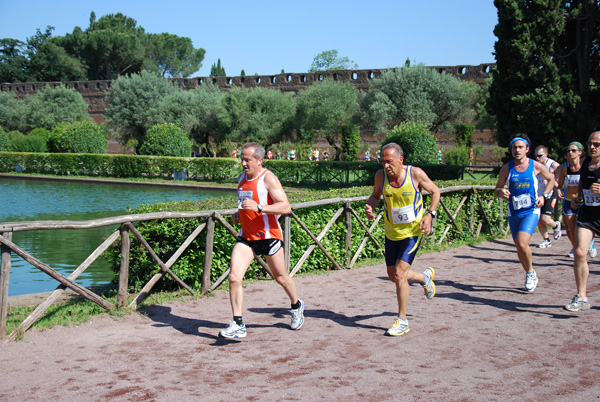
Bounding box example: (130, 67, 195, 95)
(219, 142, 305, 339)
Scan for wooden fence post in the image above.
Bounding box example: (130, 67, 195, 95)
(201, 215, 215, 294)
(117, 223, 130, 308)
(0, 232, 12, 340)
(345, 202, 352, 266)
(469, 193, 475, 233)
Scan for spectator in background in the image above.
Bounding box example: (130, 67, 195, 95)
(534, 145, 561, 249)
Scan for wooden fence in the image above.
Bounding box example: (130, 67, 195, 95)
(0, 185, 501, 343)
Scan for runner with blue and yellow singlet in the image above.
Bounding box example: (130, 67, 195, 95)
(494, 133, 555, 293)
(366, 143, 441, 337)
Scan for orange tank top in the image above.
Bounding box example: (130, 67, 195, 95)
(237, 169, 283, 241)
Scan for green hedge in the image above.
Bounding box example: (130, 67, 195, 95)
(103, 186, 506, 293)
(0, 152, 465, 184)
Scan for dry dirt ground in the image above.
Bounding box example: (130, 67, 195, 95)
(1, 233, 599, 402)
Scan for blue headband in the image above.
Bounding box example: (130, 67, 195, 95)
(510, 137, 529, 147)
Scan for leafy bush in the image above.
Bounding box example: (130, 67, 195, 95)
(0, 91, 25, 132)
(49, 121, 108, 154)
(0, 127, 8, 151)
(22, 84, 91, 131)
(455, 124, 475, 147)
(443, 145, 471, 166)
(139, 123, 192, 157)
(29, 127, 52, 142)
(383, 121, 438, 164)
(341, 123, 360, 161)
(10, 133, 48, 153)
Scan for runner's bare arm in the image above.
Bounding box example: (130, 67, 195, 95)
(366, 170, 384, 220)
(413, 167, 441, 235)
(260, 172, 292, 215)
(494, 164, 510, 199)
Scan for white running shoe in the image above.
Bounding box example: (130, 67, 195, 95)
(422, 267, 436, 299)
(589, 241, 597, 258)
(522, 270, 538, 292)
(219, 321, 247, 338)
(553, 220, 562, 240)
(386, 317, 410, 336)
(537, 238, 552, 248)
(564, 294, 591, 312)
(290, 299, 305, 330)
(568, 249, 574, 258)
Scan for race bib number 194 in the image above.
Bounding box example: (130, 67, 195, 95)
(512, 193, 532, 210)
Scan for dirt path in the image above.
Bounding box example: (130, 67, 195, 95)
(1, 233, 599, 401)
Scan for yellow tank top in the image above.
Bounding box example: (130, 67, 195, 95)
(382, 166, 424, 240)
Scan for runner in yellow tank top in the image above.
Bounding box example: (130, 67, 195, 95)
(382, 165, 425, 240)
(366, 143, 441, 337)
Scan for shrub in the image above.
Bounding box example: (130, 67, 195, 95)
(49, 122, 108, 154)
(139, 123, 192, 157)
(10, 134, 48, 153)
(341, 123, 360, 161)
(0, 127, 8, 151)
(29, 127, 52, 143)
(22, 84, 91, 131)
(455, 124, 475, 147)
(383, 121, 438, 164)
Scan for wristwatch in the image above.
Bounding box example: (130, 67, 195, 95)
(543, 193, 552, 200)
(257, 204, 263, 213)
(428, 210, 437, 218)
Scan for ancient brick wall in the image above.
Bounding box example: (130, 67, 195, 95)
(0, 64, 494, 124)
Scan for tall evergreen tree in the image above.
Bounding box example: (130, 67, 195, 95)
(210, 58, 226, 76)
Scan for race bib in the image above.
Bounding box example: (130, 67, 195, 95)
(565, 175, 580, 187)
(238, 190, 253, 208)
(512, 193, 532, 210)
(583, 189, 600, 206)
(391, 205, 416, 224)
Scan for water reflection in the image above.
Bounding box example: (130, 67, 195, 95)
(1, 177, 233, 296)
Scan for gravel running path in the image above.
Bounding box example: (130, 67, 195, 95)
(1, 233, 599, 401)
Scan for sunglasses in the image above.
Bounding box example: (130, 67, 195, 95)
(566, 149, 579, 153)
(535, 154, 545, 158)
(588, 141, 600, 148)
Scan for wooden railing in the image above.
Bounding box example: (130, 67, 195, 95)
(0, 185, 501, 343)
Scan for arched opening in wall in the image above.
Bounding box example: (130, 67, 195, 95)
(184, 79, 189, 87)
(198, 78, 204, 85)
(368, 72, 374, 79)
(212, 78, 217, 85)
(32, 85, 36, 91)
(256, 77, 261, 84)
(333, 73, 338, 81)
(438, 68, 445, 74)
(318, 74, 323, 81)
(483, 65, 491, 73)
(301, 75, 306, 83)
(459, 67, 466, 75)
(96, 82, 100, 89)
(227, 78, 232, 85)
(84, 83, 88, 89)
(271, 76, 276, 84)
(287, 75, 292, 82)
(74, 83, 78, 89)
(352, 72, 357, 80)
(107, 82, 111, 88)
(241, 76, 245, 83)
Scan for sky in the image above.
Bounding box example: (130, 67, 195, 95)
(0, 0, 499, 77)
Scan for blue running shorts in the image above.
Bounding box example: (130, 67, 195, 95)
(385, 236, 422, 266)
(508, 213, 540, 240)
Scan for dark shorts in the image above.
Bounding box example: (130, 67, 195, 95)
(385, 236, 422, 267)
(540, 194, 558, 216)
(236, 236, 282, 256)
(577, 211, 600, 236)
(562, 199, 579, 216)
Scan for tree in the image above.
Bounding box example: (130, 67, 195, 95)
(0, 38, 28, 82)
(309, 49, 358, 72)
(149, 83, 223, 156)
(144, 33, 205, 78)
(216, 86, 296, 146)
(0, 127, 9, 151)
(104, 70, 178, 151)
(210, 58, 226, 76)
(360, 65, 476, 135)
(295, 78, 358, 158)
(26, 27, 86, 82)
(486, 0, 596, 150)
(22, 84, 91, 131)
(341, 123, 360, 161)
(0, 91, 26, 132)
(66, 12, 146, 80)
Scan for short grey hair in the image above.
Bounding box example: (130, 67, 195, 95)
(381, 142, 404, 158)
(242, 142, 266, 159)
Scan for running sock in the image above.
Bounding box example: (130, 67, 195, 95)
(291, 300, 301, 310)
(233, 316, 243, 326)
